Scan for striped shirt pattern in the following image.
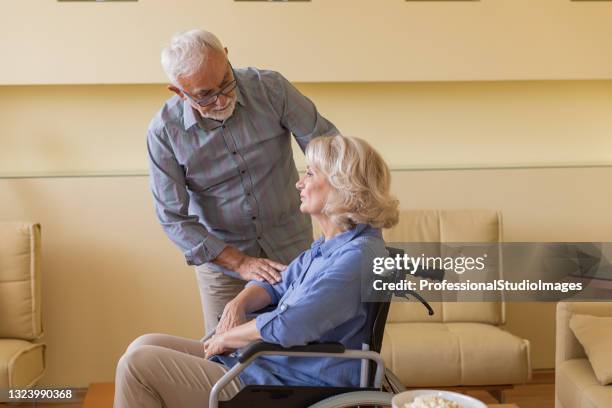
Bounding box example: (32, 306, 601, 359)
(147, 67, 338, 273)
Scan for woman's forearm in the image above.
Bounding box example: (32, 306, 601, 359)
(222, 320, 261, 349)
(229, 284, 273, 314)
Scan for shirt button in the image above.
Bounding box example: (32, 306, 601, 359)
(232, 151, 237, 155)
(280, 304, 288, 312)
(252, 216, 257, 220)
(257, 236, 262, 240)
(241, 170, 246, 174)
(247, 192, 252, 196)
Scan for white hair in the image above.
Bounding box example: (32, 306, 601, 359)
(161, 29, 225, 85)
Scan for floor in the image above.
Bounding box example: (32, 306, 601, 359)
(464, 384, 555, 408)
(0, 378, 555, 408)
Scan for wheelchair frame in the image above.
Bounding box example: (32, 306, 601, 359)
(209, 345, 387, 408)
(205, 247, 439, 408)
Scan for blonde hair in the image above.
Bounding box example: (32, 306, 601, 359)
(305, 134, 399, 230)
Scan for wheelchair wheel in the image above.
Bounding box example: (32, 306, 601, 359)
(308, 390, 393, 408)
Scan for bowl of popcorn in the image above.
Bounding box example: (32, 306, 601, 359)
(392, 390, 487, 408)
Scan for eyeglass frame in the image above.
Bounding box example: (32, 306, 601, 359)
(180, 61, 237, 108)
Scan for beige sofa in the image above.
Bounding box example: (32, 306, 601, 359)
(556, 302, 612, 408)
(0, 222, 46, 395)
(379, 210, 531, 398)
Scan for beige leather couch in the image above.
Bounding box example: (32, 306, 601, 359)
(0, 222, 46, 394)
(378, 210, 531, 394)
(556, 302, 612, 408)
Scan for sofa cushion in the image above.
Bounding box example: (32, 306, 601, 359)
(387, 301, 503, 325)
(569, 314, 612, 386)
(556, 358, 612, 408)
(382, 210, 505, 325)
(556, 302, 612, 365)
(381, 322, 530, 386)
(0, 339, 45, 389)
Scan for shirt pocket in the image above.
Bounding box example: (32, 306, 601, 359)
(234, 107, 288, 151)
(183, 146, 238, 193)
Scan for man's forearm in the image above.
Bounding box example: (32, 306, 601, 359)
(229, 285, 273, 314)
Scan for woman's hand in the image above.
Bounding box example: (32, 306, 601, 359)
(217, 301, 247, 335)
(205, 320, 262, 359)
(203, 333, 233, 359)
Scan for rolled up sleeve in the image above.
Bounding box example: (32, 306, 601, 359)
(255, 247, 372, 348)
(147, 126, 227, 266)
(245, 280, 280, 305)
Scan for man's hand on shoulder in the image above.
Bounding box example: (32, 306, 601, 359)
(214, 246, 286, 284)
(235, 255, 286, 284)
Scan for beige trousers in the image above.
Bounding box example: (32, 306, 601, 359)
(195, 264, 247, 336)
(114, 333, 243, 408)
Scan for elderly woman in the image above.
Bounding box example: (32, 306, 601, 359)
(114, 134, 399, 407)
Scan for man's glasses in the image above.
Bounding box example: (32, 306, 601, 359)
(182, 63, 237, 108)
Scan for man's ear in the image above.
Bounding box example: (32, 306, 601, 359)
(167, 85, 184, 99)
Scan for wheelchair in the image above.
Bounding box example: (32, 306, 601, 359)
(205, 247, 443, 408)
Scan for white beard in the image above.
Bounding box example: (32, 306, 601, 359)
(200, 97, 237, 121)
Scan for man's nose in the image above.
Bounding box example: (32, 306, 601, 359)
(215, 94, 228, 107)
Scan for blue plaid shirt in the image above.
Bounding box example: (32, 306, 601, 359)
(213, 224, 388, 387)
(147, 67, 338, 270)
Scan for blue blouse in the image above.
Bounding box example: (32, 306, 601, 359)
(213, 223, 387, 387)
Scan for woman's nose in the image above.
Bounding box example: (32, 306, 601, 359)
(295, 177, 304, 190)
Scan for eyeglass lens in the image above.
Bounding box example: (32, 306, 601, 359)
(197, 80, 237, 107)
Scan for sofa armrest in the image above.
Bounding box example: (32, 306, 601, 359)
(0, 222, 43, 340)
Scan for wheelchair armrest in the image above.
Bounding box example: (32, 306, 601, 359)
(237, 340, 345, 363)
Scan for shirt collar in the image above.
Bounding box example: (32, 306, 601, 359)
(181, 76, 245, 132)
(182, 100, 200, 131)
(312, 223, 371, 258)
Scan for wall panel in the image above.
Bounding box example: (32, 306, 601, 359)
(1, 80, 612, 177)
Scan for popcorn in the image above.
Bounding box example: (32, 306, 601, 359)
(404, 395, 462, 408)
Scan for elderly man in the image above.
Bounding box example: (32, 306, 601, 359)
(147, 29, 338, 335)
